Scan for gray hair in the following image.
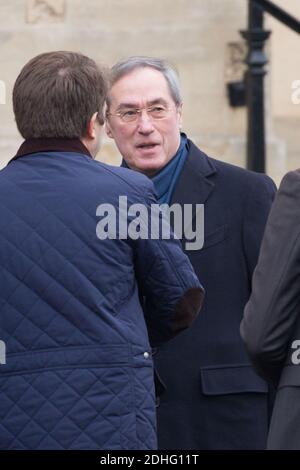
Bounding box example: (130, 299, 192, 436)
(107, 56, 182, 107)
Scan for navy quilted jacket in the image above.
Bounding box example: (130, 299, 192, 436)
(0, 139, 203, 450)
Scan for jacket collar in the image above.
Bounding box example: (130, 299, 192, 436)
(171, 139, 216, 206)
(10, 138, 93, 163)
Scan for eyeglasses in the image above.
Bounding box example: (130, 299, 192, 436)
(107, 104, 174, 123)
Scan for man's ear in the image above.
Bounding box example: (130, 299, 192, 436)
(105, 118, 113, 139)
(86, 112, 100, 139)
(177, 103, 183, 130)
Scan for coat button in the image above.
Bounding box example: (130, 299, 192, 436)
(143, 352, 150, 359)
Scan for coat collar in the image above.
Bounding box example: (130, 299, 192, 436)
(171, 139, 216, 206)
(10, 138, 93, 163)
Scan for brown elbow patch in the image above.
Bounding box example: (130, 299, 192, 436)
(172, 287, 205, 335)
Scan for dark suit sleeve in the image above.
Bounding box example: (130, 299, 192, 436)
(241, 170, 300, 386)
(242, 174, 277, 279)
(133, 181, 204, 347)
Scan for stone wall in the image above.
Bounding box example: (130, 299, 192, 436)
(268, 0, 300, 174)
(0, 0, 298, 184)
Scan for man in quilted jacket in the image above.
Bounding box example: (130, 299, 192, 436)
(0, 51, 204, 450)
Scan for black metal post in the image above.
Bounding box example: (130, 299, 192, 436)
(240, 1, 271, 172)
(253, 0, 300, 34)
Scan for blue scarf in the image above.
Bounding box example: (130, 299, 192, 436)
(121, 133, 189, 204)
(151, 133, 188, 204)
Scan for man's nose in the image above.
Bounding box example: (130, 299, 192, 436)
(137, 110, 155, 134)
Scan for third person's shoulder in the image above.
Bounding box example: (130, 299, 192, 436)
(279, 169, 300, 192)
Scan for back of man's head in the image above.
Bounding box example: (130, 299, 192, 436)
(13, 51, 107, 139)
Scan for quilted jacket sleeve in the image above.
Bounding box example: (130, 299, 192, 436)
(133, 181, 204, 347)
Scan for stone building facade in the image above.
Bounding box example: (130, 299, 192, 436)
(0, 0, 299, 184)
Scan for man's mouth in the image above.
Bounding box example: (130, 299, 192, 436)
(136, 143, 159, 149)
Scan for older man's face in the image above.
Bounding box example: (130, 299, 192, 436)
(106, 67, 182, 176)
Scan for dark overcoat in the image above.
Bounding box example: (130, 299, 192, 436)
(155, 139, 276, 449)
(241, 169, 300, 450)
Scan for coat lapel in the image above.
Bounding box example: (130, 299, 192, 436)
(171, 140, 216, 205)
(170, 140, 216, 236)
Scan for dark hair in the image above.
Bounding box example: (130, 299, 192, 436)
(13, 51, 108, 139)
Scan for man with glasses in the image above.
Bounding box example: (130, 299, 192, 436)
(106, 56, 277, 450)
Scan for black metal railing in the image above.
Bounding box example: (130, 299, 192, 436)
(240, 0, 300, 172)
